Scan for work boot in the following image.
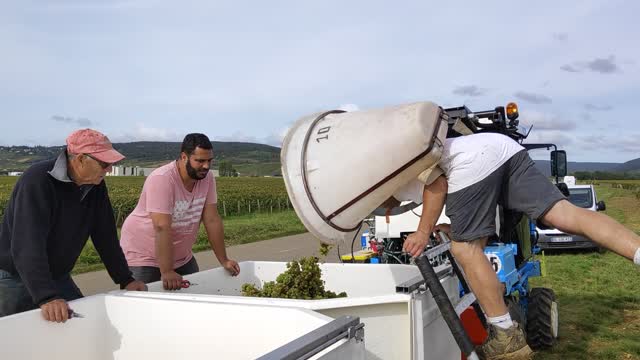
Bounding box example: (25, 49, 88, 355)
(476, 322, 533, 360)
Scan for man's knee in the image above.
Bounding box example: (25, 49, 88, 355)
(451, 237, 488, 263)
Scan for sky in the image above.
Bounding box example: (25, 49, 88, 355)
(1, 0, 639, 162)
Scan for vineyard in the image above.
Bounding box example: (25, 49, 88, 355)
(0, 176, 293, 224)
(583, 179, 640, 200)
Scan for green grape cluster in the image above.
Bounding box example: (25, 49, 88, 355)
(319, 243, 332, 257)
(241, 257, 347, 299)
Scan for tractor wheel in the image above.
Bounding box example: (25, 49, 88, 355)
(526, 287, 558, 349)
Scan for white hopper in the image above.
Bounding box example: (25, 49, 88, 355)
(281, 102, 448, 245)
(139, 261, 461, 360)
(0, 292, 364, 360)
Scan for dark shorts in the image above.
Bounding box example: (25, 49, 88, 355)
(445, 150, 566, 242)
(129, 256, 199, 284)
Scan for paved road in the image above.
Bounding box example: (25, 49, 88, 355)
(73, 232, 345, 295)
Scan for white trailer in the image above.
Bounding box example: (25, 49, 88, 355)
(0, 292, 365, 360)
(140, 261, 462, 360)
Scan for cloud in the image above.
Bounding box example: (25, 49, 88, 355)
(560, 64, 581, 73)
(110, 123, 185, 143)
(519, 111, 576, 131)
(51, 115, 94, 127)
(514, 91, 552, 104)
(552, 32, 568, 42)
(560, 55, 622, 74)
(584, 103, 613, 111)
(214, 131, 259, 143)
(453, 85, 488, 97)
(523, 131, 575, 147)
(110, 125, 287, 147)
(577, 134, 640, 153)
(586, 56, 621, 74)
(215, 128, 289, 147)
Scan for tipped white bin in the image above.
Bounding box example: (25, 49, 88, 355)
(281, 102, 448, 244)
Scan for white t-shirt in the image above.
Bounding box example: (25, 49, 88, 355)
(440, 133, 524, 193)
(393, 133, 524, 201)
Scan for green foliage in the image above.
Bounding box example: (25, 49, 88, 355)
(583, 180, 640, 201)
(319, 243, 332, 257)
(218, 160, 238, 177)
(574, 171, 640, 180)
(0, 176, 293, 225)
(241, 257, 347, 299)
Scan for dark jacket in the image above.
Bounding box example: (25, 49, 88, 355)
(0, 157, 134, 305)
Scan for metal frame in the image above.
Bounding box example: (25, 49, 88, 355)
(256, 315, 364, 360)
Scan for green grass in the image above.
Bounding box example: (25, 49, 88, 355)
(531, 184, 640, 359)
(233, 162, 281, 177)
(72, 210, 306, 274)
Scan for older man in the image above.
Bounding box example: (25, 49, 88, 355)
(0, 129, 146, 323)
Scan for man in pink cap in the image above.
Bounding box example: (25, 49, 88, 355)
(0, 129, 147, 323)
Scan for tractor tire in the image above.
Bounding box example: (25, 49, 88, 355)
(526, 287, 558, 349)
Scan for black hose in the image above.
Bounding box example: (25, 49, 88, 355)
(350, 222, 363, 263)
(414, 255, 477, 358)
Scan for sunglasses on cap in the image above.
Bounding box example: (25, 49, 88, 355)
(84, 154, 113, 169)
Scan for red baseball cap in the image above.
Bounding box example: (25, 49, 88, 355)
(66, 129, 125, 164)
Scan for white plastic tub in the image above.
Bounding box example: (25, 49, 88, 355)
(0, 292, 364, 360)
(281, 102, 448, 244)
(141, 261, 460, 360)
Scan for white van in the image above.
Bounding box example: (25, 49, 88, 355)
(536, 184, 606, 250)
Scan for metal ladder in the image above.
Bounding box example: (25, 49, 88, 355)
(403, 232, 486, 360)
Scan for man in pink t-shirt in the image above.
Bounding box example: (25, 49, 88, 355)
(120, 133, 240, 290)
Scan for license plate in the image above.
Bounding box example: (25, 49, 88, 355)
(550, 236, 573, 242)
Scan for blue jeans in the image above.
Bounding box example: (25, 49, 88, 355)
(0, 269, 84, 318)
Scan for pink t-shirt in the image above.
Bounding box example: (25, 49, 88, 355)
(120, 161, 217, 268)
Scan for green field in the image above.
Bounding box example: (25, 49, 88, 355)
(531, 183, 640, 360)
(1, 176, 294, 222)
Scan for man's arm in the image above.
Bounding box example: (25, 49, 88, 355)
(150, 212, 183, 289)
(403, 174, 448, 257)
(9, 179, 66, 321)
(202, 203, 239, 276)
(91, 185, 145, 291)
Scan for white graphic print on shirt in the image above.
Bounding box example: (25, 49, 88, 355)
(172, 197, 206, 233)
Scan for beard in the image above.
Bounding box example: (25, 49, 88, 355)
(186, 160, 208, 180)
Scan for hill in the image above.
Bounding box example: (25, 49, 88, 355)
(0, 141, 282, 176)
(533, 160, 623, 177)
(1, 141, 638, 178)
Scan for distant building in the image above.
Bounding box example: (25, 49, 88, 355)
(106, 166, 156, 177)
(106, 166, 219, 177)
(8, 172, 24, 176)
